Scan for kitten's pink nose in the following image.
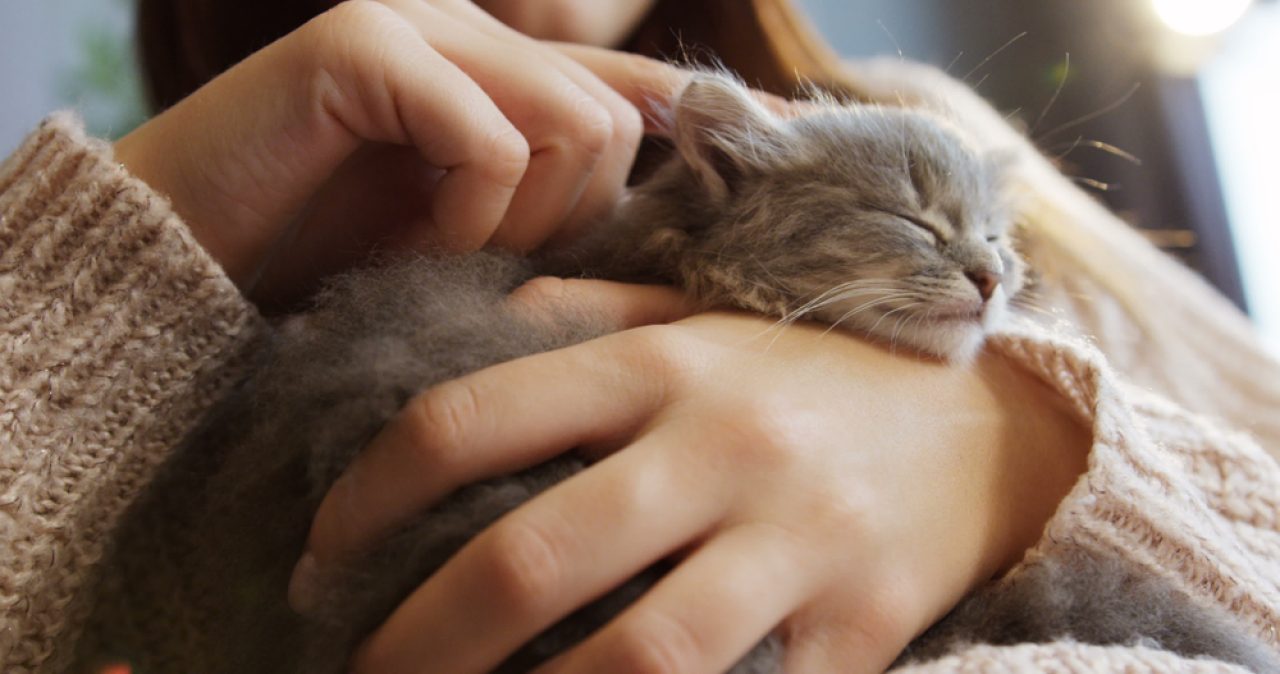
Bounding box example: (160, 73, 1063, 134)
(966, 270, 1001, 302)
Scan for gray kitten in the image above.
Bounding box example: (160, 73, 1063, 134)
(83, 73, 1278, 673)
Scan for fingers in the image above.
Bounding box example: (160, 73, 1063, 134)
(782, 618, 899, 674)
(552, 43, 693, 133)
(349, 425, 731, 674)
(425, 0, 647, 242)
(377, 0, 641, 251)
(305, 1, 530, 251)
(554, 43, 811, 131)
(537, 523, 814, 674)
(528, 49, 644, 244)
(507, 277, 698, 330)
(370, 0, 592, 251)
(298, 325, 694, 572)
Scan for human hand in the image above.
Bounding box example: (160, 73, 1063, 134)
(293, 305, 1089, 673)
(113, 0, 691, 305)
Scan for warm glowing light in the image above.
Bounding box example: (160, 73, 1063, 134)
(1152, 0, 1253, 36)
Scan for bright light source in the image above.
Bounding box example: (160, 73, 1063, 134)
(1152, 0, 1253, 36)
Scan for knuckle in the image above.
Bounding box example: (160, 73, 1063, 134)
(483, 125, 532, 189)
(613, 612, 702, 674)
(612, 101, 644, 148)
(311, 1, 398, 51)
(697, 394, 810, 476)
(483, 519, 567, 614)
(567, 96, 614, 159)
(617, 325, 702, 392)
(624, 324, 694, 362)
(735, 395, 808, 453)
(400, 380, 481, 471)
(510, 275, 571, 311)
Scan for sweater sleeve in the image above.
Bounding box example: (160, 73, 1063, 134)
(0, 114, 264, 671)
(1003, 324, 1280, 634)
(893, 321, 1280, 673)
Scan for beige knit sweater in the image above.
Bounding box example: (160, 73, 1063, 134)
(1, 113, 1277, 673)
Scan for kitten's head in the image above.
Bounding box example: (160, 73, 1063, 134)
(627, 73, 1022, 362)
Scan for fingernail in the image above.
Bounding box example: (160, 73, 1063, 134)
(288, 552, 321, 614)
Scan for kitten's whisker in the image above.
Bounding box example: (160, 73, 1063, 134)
(1032, 52, 1070, 135)
(962, 31, 1028, 82)
(1051, 135, 1086, 164)
(780, 289, 915, 338)
(755, 283, 900, 343)
(887, 304, 924, 351)
(820, 296, 916, 338)
(882, 308, 916, 356)
(849, 300, 921, 337)
(1050, 138, 1143, 165)
(863, 301, 922, 339)
(1038, 82, 1141, 143)
(1071, 176, 1115, 192)
(813, 289, 918, 318)
(759, 289, 911, 349)
(877, 20, 905, 60)
(777, 285, 861, 325)
(783, 281, 906, 320)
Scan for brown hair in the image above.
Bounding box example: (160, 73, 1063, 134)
(137, 0, 847, 111)
(137, 0, 334, 111)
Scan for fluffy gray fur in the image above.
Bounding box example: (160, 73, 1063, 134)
(81, 73, 1277, 673)
(900, 546, 1280, 671)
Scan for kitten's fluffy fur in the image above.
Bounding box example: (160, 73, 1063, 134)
(576, 75, 1024, 363)
(84, 73, 1277, 673)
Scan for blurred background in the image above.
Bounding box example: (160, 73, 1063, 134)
(1, 0, 1277, 353)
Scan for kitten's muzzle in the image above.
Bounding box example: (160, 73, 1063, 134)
(965, 269, 1002, 302)
(931, 305, 985, 322)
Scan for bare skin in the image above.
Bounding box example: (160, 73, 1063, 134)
(113, 1, 1090, 671)
(301, 305, 1089, 674)
(477, 0, 658, 46)
(115, 0, 686, 305)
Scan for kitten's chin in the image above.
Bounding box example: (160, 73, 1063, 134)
(816, 298, 1007, 362)
(903, 322, 986, 363)
(869, 303, 1006, 362)
(839, 312, 986, 363)
(914, 297, 1009, 362)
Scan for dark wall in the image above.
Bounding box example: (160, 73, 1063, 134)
(797, 0, 1247, 309)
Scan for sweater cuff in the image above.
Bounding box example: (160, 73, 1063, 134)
(0, 113, 264, 670)
(989, 321, 1280, 650)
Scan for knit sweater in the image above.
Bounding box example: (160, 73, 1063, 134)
(1, 114, 1277, 673)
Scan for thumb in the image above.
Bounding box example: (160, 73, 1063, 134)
(508, 277, 698, 330)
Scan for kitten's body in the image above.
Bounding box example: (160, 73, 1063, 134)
(83, 74, 1277, 673)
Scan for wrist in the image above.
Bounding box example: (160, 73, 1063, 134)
(898, 350, 1089, 633)
(112, 25, 356, 291)
(113, 124, 246, 283)
(976, 351, 1091, 576)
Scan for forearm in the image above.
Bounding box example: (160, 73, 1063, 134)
(0, 114, 264, 672)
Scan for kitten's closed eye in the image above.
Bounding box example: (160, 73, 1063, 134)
(892, 212, 945, 244)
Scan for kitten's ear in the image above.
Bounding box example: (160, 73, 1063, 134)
(672, 74, 789, 202)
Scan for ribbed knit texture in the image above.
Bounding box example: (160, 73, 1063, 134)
(898, 642, 1256, 673)
(0, 114, 264, 672)
(0, 113, 1276, 673)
